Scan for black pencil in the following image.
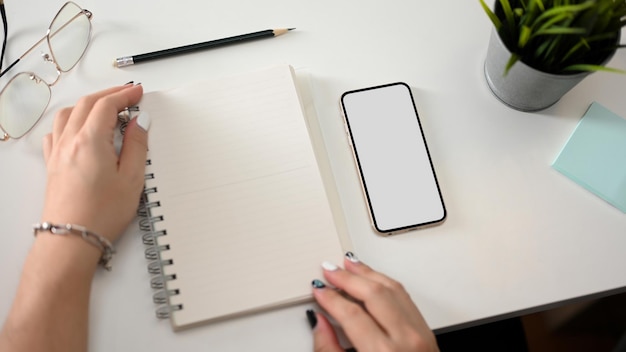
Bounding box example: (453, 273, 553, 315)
(114, 28, 294, 68)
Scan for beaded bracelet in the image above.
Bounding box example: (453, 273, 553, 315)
(33, 222, 115, 271)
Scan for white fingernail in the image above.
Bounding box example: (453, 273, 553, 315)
(135, 111, 151, 132)
(321, 261, 338, 271)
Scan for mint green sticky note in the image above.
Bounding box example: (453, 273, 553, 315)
(552, 102, 626, 213)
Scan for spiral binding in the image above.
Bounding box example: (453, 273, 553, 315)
(138, 157, 183, 319)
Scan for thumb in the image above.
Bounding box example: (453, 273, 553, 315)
(119, 111, 150, 178)
(307, 310, 343, 352)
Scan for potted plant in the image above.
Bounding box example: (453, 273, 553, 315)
(480, 0, 626, 111)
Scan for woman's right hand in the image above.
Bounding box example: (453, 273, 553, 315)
(309, 253, 439, 352)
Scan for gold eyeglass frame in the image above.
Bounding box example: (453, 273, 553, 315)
(0, 1, 92, 141)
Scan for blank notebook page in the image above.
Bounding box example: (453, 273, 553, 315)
(141, 65, 345, 329)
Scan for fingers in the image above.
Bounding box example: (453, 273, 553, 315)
(52, 107, 72, 145)
(46, 83, 147, 175)
(62, 85, 136, 137)
(47, 84, 145, 166)
(118, 112, 150, 179)
(307, 310, 344, 352)
(312, 279, 388, 347)
(321, 261, 412, 331)
(85, 84, 144, 134)
(344, 255, 404, 290)
(313, 253, 438, 352)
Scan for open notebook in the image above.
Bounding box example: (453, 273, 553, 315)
(138, 64, 350, 330)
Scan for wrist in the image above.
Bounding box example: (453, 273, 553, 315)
(34, 222, 115, 271)
(41, 205, 113, 241)
(30, 231, 101, 279)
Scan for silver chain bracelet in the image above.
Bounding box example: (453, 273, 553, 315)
(33, 222, 115, 271)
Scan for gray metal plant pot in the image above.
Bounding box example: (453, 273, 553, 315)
(484, 28, 591, 112)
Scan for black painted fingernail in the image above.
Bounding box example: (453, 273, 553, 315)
(306, 309, 317, 329)
(124, 81, 134, 85)
(311, 279, 326, 289)
(345, 251, 360, 263)
(344, 348, 357, 352)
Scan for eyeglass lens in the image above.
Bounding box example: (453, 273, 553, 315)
(0, 73, 51, 138)
(0, 2, 90, 139)
(48, 2, 91, 72)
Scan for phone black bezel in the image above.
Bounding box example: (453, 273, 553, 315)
(340, 82, 446, 234)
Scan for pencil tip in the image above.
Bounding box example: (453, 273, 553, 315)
(273, 28, 294, 36)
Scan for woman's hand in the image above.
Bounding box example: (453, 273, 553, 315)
(41, 83, 148, 243)
(0, 84, 150, 352)
(310, 253, 439, 352)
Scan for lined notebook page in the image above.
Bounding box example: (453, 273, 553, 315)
(141, 65, 346, 330)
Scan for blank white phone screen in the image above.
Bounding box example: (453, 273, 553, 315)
(341, 83, 445, 233)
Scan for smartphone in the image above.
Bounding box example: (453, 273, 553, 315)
(340, 82, 446, 234)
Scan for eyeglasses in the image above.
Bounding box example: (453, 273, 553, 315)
(0, 1, 92, 141)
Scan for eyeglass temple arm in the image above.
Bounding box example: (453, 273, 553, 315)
(0, 35, 46, 78)
(0, 1, 7, 73)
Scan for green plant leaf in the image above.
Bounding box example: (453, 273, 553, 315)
(519, 25, 532, 47)
(535, 12, 574, 33)
(529, 0, 545, 12)
(564, 64, 626, 74)
(520, 0, 528, 11)
(480, 0, 502, 29)
(504, 53, 521, 75)
(500, 0, 518, 35)
(534, 38, 552, 59)
(561, 38, 590, 63)
(479, 0, 625, 74)
(537, 37, 561, 69)
(534, 26, 586, 36)
(534, 1, 595, 26)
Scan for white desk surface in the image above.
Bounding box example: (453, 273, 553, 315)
(2, 0, 626, 350)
